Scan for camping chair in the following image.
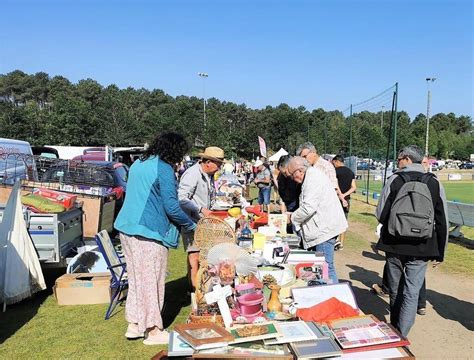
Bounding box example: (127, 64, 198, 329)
(95, 230, 128, 320)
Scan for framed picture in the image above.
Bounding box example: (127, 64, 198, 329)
(291, 282, 359, 310)
(168, 331, 194, 357)
(228, 322, 282, 344)
(268, 214, 287, 234)
(174, 323, 234, 350)
(289, 337, 342, 359)
(194, 341, 293, 359)
(263, 321, 320, 345)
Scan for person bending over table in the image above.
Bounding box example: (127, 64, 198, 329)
(287, 156, 348, 284)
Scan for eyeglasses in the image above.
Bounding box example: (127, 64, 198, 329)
(300, 151, 311, 159)
(290, 167, 303, 179)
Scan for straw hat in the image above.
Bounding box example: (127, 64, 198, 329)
(198, 146, 225, 163)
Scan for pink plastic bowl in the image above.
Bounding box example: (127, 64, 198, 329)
(237, 292, 264, 315)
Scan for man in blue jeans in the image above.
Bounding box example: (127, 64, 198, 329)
(254, 159, 271, 212)
(375, 145, 448, 337)
(287, 156, 348, 284)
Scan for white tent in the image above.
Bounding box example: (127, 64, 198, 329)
(0, 182, 45, 311)
(268, 148, 289, 162)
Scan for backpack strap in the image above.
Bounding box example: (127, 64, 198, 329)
(397, 172, 410, 184)
(420, 172, 434, 184)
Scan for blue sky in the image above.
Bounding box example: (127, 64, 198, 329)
(1, 0, 472, 118)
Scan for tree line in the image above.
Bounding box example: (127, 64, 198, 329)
(0, 70, 472, 160)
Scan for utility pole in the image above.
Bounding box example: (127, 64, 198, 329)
(425, 77, 436, 156)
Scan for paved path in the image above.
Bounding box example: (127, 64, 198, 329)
(335, 220, 474, 359)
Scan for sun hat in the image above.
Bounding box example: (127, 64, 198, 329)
(254, 159, 263, 167)
(198, 146, 225, 163)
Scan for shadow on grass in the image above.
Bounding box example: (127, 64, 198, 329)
(448, 236, 474, 250)
(362, 250, 385, 261)
(343, 264, 389, 321)
(0, 267, 65, 344)
(427, 289, 474, 331)
(358, 212, 378, 218)
(162, 276, 191, 328)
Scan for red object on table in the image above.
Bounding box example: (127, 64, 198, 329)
(250, 213, 268, 229)
(296, 296, 359, 322)
(209, 210, 229, 219)
(245, 205, 264, 216)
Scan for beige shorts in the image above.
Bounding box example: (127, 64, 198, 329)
(182, 231, 200, 253)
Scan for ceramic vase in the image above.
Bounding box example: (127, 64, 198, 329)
(267, 284, 282, 312)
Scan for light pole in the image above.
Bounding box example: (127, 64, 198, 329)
(380, 105, 385, 130)
(198, 72, 208, 130)
(425, 77, 436, 156)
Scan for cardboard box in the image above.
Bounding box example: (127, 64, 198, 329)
(54, 272, 111, 305)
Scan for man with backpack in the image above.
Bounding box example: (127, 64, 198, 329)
(375, 145, 448, 337)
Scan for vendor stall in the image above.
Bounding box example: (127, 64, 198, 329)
(158, 204, 414, 359)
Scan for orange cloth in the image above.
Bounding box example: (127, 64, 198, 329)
(296, 296, 359, 322)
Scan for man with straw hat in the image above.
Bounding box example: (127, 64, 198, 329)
(178, 146, 225, 291)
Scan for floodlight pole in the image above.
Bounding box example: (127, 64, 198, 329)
(380, 105, 385, 130)
(425, 77, 436, 156)
(198, 72, 208, 130)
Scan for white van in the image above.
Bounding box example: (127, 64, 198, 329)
(0, 138, 37, 185)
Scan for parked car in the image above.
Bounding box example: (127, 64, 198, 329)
(459, 162, 474, 169)
(0, 138, 38, 185)
(31, 146, 60, 159)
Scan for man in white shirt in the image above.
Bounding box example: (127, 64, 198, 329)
(287, 156, 348, 284)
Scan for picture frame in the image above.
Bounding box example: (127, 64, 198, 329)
(193, 341, 293, 359)
(291, 282, 359, 310)
(289, 337, 342, 359)
(228, 322, 282, 344)
(167, 331, 194, 357)
(263, 321, 321, 345)
(174, 323, 234, 350)
(268, 214, 287, 234)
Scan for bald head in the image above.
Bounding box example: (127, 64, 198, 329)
(287, 156, 310, 183)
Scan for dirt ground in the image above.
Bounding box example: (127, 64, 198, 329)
(335, 221, 474, 359)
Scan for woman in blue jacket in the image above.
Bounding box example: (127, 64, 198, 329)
(114, 132, 196, 345)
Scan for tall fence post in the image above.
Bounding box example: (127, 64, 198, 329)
(349, 104, 353, 158)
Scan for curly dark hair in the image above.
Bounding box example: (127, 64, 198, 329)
(141, 132, 190, 165)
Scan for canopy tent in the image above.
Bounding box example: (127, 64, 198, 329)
(268, 148, 289, 162)
(0, 182, 45, 311)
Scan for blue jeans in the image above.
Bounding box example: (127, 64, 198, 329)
(385, 252, 428, 337)
(258, 187, 271, 205)
(309, 237, 338, 284)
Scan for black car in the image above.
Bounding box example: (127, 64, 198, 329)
(459, 162, 474, 169)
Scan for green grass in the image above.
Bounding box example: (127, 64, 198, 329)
(0, 189, 472, 359)
(0, 247, 190, 359)
(356, 179, 474, 204)
(348, 199, 474, 275)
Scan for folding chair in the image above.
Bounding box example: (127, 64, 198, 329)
(95, 230, 128, 320)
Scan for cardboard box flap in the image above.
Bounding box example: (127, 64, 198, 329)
(55, 272, 111, 288)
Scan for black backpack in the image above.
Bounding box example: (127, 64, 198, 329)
(388, 172, 435, 240)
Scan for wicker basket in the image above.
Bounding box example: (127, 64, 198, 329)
(188, 313, 225, 327)
(194, 216, 236, 265)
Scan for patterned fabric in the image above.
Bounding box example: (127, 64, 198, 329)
(313, 157, 338, 188)
(120, 233, 168, 333)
